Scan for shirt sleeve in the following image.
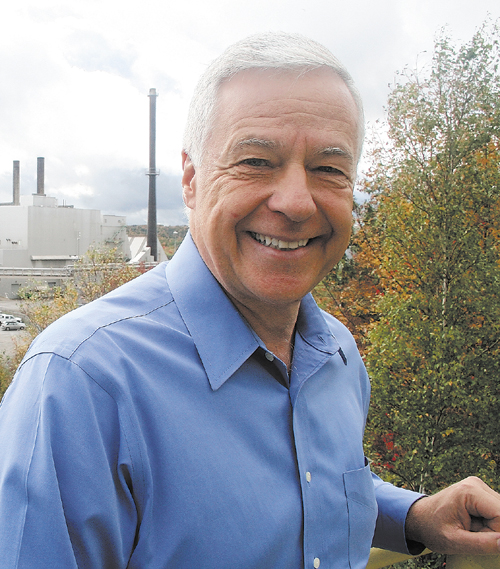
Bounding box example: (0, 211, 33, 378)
(372, 472, 425, 554)
(0, 352, 138, 568)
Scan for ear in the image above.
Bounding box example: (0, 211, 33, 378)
(182, 151, 197, 210)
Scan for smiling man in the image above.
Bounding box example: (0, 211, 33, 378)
(0, 32, 499, 569)
(182, 67, 357, 369)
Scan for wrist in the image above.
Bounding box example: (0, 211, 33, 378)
(405, 496, 429, 553)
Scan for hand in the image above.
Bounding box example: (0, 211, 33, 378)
(405, 477, 500, 554)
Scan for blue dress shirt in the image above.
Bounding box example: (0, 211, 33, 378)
(0, 234, 421, 568)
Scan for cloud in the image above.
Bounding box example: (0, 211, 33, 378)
(0, 160, 184, 225)
(0, 0, 498, 227)
(70, 166, 184, 219)
(64, 30, 136, 78)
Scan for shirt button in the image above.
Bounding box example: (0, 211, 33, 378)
(306, 471, 312, 483)
(314, 558, 320, 568)
(265, 352, 274, 362)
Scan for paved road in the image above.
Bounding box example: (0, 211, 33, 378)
(0, 299, 27, 359)
(0, 329, 28, 359)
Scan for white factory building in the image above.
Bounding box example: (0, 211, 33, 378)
(0, 158, 167, 298)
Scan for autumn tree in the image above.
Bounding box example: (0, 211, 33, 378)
(0, 353, 18, 402)
(313, 198, 384, 354)
(18, 282, 79, 336)
(72, 245, 148, 302)
(17, 246, 146, 337)
(361, 21, 500, 495)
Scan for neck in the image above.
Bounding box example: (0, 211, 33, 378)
(230, 297, 300, 372)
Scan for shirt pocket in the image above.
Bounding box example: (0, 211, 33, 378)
(343, 459, 378, 569)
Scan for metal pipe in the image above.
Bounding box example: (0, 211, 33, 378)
(13, 160, 20, 205)
(37, 157, 45, 196)
(147, 89, 159, 261)
(146, 88, 159, 261)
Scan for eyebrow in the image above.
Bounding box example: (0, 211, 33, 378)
(316, 146, 354, 164)
(232, 138, 280, 151)
(231, 139, 355, 164)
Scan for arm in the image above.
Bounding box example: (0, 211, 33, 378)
(405, 477, 500, 555)
(371, 472, 425, 554)
(0, 353, 138, 568)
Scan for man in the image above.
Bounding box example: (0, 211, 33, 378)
(0, 32, 499, 568)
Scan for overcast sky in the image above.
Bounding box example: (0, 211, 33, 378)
(0, 0, 498, 225)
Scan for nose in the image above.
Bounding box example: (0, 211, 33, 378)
(266, 165, 317, 223)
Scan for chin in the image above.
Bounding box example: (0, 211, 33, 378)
(254, 284, 313, 305)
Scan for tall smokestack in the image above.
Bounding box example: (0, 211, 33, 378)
(37, 157, 45, 196)
(147, 88, 159, 261)
(13, 160, 20, 205)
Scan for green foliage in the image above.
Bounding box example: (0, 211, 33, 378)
(314, 220, 382, 354)
(363, 21, 500, 495)
(385, 552, 446, 569)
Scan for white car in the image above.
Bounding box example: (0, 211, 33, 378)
(1, 318, 25, 331)
(0, 313, 23, 324)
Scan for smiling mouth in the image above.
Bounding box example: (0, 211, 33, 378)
(250, 232, 310, 251)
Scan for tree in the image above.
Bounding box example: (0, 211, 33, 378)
(72, 245, 148, 302)
(362, 21, 500, 495)
(18, 282, 79, 336)
(313, 199, 384, 354)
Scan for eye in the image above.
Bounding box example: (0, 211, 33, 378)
(239, 158, 271, 168)
(315, 165, 345, 175)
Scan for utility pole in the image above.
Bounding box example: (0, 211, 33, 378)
(147, 88, 159, 261)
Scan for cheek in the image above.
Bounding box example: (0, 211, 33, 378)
(209, 189, 265, 227)
(196, 175, 234, 217)
(324, 204, 352, 234)
(333, 196, 354, 227)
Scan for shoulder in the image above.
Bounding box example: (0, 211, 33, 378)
(12, 262, 198, 409)
(24, 262, 176, 361)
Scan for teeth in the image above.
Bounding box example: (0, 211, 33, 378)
(251, 233, 310, 251)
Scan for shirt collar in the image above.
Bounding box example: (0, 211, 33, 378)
(166, 234, 259, 391)
(296, 294, 346, 362)
(166, 234, 345, 391)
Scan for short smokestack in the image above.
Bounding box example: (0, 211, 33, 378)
(13, 160, 20, 205)
(147, 88, 159, 261)
(37, 157, 45, 196)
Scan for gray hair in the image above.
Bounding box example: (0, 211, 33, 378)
(182, 32, 365, 167)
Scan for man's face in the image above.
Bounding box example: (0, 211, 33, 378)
(182, 67, 359, 314)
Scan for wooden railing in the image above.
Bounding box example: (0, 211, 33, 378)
(367, 548, 500, 569)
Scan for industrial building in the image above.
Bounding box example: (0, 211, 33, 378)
(0, 157, 167, 298)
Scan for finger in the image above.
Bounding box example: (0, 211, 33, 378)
(459, 478, 500, 526)
(468, 477, 500, 501)
(447, 529, 500, 555)
(468, 498, 500, 529)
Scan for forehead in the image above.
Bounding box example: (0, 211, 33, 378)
(208, 67, 360, 161)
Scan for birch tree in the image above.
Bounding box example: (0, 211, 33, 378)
(363, 21, 500, 494)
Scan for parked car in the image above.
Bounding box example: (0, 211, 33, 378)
(0, 313, 15, 322)
(1, 318, 25, 331)
(0, 313, 23, 324)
